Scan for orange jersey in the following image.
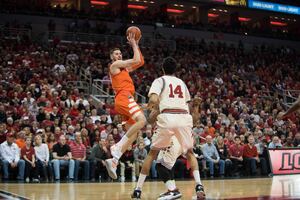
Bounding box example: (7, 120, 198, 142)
(110, 68, 135, 95)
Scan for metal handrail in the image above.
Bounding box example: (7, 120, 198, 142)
(93, 79, 147, 104)
(277, 89, 300, 108)
(67, 81, 90, 95)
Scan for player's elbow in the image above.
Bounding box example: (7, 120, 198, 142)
(132, 59, 141, 66)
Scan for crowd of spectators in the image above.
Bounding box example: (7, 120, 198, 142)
(0, 29, 299, 183)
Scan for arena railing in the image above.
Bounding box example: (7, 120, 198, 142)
(278, 89, 300, 108)
(93, 79, 147, 104)
(66, 81, 90, 95)
(65, 57, 147, 104)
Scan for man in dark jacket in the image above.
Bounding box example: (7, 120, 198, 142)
(89, 139, 110, 181)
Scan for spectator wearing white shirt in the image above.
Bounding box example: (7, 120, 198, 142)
(214, 74, 224, 86)
(250, 109, 260, 123)
(75, 98, 90, 107)
(65, 96, 75, 108)
(53, 63, 66, 74)
(34, 135, 52, 181)
(91, 109, 101, 123)
(22, 91, 35, 106)
(268, 136, 282, 149)
(0, 133, 25, 180)
(66, 52, 79, 62)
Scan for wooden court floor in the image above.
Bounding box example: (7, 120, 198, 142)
(0, 175, 300, 200)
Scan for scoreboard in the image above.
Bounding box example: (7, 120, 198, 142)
(191, 0, 300, 15)
(248, 0, 300, 15)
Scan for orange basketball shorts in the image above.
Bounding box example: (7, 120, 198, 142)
(114, 91, 142, 125)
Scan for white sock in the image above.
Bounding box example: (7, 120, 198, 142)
(165, 180, 176, 191)
(113, 135, 129, 160)
(136, 174, 147, 189)
(117, 135, 129, 147)
(113, 151, 122, 160)
(171, 180, 177, 190)
(193, 170, 202, 185)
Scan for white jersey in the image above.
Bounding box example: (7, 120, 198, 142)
(148, 75, 193, 129)
(148, 75, 191, 112)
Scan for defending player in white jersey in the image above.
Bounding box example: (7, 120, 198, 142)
(131, 57, 205, 199)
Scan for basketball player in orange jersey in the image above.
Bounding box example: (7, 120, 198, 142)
(105, 32, 147, 179)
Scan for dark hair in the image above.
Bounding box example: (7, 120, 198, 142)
(162, 57, 177, 75)
(110, 48, 120, 56)
(234, 136, 240, 140)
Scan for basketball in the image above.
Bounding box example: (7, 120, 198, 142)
(126, 26, 141, 41)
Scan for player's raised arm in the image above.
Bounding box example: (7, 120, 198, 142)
(110, 33, 144, 73)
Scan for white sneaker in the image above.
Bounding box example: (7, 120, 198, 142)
(120, 176, 125, 182)
(105, 158, 118, 179)
(157, 189, 182, 200)
(33, 179, 40, 183)
(132, 176, 136, 182)
(25, 177, 30, 183)
(110, 144, 122, 159)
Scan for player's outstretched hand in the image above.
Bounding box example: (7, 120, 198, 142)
(127, 32, 137, 47)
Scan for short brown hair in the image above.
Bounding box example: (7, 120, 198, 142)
(110, 48, 120, 55)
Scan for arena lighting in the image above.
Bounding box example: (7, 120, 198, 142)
(238, 17, 251, 22)
(208, 13, 219, 17)
(128, 4, 147, 9)
(270, 21, 287, 26)
(90, 1, 109, 6)
(167, 8, 184, 13)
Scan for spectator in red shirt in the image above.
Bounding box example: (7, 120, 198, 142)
(283, 137, 294, 147)
(70, 132, 90, 181)
(21, 137, 39, 182)
(243, 135, 268, 176)
(229, 136, 244, 176)
(81, 128, 91, 150)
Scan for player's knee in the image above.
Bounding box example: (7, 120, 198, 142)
(186, 149, 196, 160)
